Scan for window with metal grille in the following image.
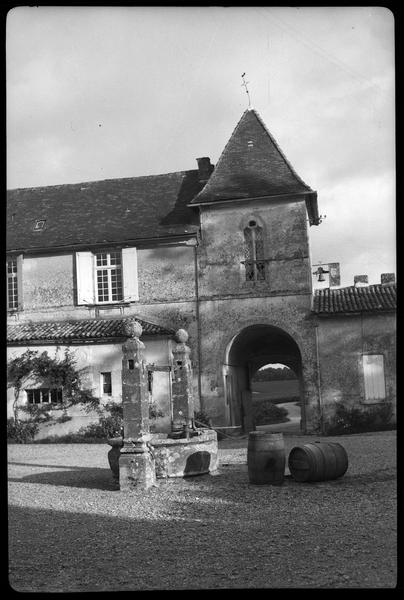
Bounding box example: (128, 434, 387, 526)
(362, 354, 386, 403)
(7, 258, 18, 310)
(101, 372, 112, 396)
(95, 251, 123, 303)
(244, 222, 265, 281)
(26, 388, 63, 404)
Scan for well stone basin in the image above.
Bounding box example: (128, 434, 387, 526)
(107, 429, 218, 480)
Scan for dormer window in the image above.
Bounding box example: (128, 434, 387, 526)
(244, 222, 265, 281)
(33, 219, 46, 231)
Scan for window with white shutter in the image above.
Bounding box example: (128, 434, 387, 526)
(7, 254, 23, 311)
(75, 248, 138, 305)
(75, 252, 95, 305)
(362, 354, 386, 403)
(122, 247, 139, 302)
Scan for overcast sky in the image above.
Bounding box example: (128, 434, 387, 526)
(7, 6, 395, 287)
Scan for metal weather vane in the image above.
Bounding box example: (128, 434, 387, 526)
(241, 73, 252, 109)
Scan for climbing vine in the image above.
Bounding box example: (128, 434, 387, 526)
(7, 348, 100, 440)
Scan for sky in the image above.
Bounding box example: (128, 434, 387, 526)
(6, 6, 396, 287)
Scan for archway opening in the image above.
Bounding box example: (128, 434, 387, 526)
(250, 363, 300, 430)
(223, 324, 303, 432)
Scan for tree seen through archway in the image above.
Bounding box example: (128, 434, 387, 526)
(250, 363, 300, 427)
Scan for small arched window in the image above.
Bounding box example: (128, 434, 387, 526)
(244, 220, 265, 281)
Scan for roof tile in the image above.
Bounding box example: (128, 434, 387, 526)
(7, 170, 203, 251)
(313, 284, 396, 315)
(7, 317, 174, 343)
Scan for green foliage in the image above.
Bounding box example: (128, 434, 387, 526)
(149, 402, 164, 420)
(326, 402, 395, 435)
(7, 348, 100, 414)
(19, 403, 53, 423)
(54, 414, 72, 424)
(253, 366, 297, 382)
(7, 418, 39, 443)
(7, 348, 100, 442)
(252, 400, 289, 425)
(194, 410, 212, 428)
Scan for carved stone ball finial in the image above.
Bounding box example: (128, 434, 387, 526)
(175, 329, 189, 343)
(123, 319, 143, 339)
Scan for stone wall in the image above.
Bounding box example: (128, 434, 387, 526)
(316, 312, 396, 427)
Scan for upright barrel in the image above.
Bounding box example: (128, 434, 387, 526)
(247, 432, 285, 485)
(288, 441, 348, 482)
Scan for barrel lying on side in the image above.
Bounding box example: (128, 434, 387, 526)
(288, 441, 348, 482)
(247, 432, 285, 485)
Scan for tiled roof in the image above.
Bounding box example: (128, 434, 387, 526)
(7, 317, 174, 344)
(190, 109, 319, 223)
(7, 170, 203, 252)
(313, 284, 396, 315)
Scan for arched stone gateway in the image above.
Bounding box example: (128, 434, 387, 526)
(223, 324, 305, 433)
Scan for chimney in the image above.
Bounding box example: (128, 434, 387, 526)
(196, 157, 213, 183)
(381, 273, 395, 285)
(354, 275, 368, 287)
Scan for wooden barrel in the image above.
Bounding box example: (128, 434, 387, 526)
(247, 432, 285, 485)
(288, 441, 348, 482)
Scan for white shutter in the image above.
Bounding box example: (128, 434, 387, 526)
(17, 254, 24, 309)
(75, 252, 95, 304)
(122, 247, 139, 301)
(363, 354, 386, 403)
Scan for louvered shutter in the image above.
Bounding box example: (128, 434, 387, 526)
(75, 252, 95, 305)
(122, 247, 139, 302)
(363, 354, 386, 403)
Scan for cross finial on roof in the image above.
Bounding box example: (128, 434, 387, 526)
(241, 73, 252, 109)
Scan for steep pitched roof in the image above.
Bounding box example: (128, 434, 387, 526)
(190, 109, 319, 223)
(7, 170, 203, 252)
(7, 317, 174, 344)
(313, 284, 396, 315)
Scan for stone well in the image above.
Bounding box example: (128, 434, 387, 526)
(107, 429, 218, 481)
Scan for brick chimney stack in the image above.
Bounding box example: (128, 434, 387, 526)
(381, 273, 395, 284)
(354, 275, 368, 287)
(196, 157, 213, 183)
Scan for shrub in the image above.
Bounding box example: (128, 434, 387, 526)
(252, 400, 289, 425)
(326, 402, 395, 435)
(7, 418, 39, 443)
(194, 410, 212, 428)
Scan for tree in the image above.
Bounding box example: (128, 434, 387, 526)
(7, 348, 100, 436)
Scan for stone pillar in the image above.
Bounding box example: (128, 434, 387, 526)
(119, 320, 156, 490)
(169, 329, 195, 439)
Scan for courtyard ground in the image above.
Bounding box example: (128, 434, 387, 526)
(8, 430, 396, 591)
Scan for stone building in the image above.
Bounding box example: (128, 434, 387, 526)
(6, 108, 396, 436)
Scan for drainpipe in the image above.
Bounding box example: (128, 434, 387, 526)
(194, 239, 203, 413)
(314, 323, 325, 434)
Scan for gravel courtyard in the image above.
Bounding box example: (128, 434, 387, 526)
(8, 431, 396, 591)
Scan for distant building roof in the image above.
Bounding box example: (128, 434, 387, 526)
(7, 317, 174, 344)
(313, 284, 396, 315)
(190, 109, 320, 225)
(7, 170, 203, 252)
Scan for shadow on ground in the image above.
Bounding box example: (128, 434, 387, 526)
(8, 467, 117, 491)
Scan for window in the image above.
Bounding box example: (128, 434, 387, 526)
(362, 354, 386, 403)
(75, 247, 138, 305)
(101, 372, 112, 396)
(7, 258, 18, 310)
(26, 388, 63, 404)
(95, 251, 123, 303)
(33, 219, 46, 231)
(244, 221, 265, 281)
